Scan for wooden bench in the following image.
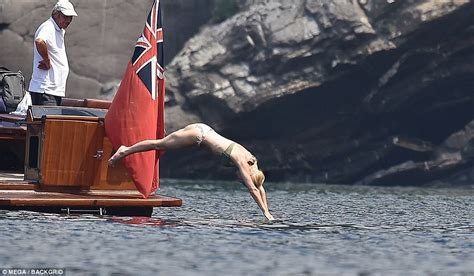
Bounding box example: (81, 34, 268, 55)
(61, 98, 112, 109)
(0, 114, 26, 141)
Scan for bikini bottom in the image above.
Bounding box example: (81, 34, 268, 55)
(193, 123, 213, 146)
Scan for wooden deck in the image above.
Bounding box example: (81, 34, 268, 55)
(0, 105, 182, 217)
(0, 174, 182, 216)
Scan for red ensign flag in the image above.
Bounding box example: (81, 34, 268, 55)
(105, 0, 165, 198)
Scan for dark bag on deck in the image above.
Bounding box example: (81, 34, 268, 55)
(0, 66, 26, 113)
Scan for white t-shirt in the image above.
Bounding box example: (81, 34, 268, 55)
(29, 17, 69, 97)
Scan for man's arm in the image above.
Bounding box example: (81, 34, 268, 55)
(35, 39, 51, 70)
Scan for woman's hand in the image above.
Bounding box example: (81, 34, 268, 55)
(265, 213, 275, 221)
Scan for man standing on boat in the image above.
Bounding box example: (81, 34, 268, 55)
(28, 0, 77, 106)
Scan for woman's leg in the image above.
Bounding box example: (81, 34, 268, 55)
(108, 125, 200, 165)
(155, 125, 201, 150)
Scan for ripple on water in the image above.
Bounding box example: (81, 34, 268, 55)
(0, 181, 473, 275)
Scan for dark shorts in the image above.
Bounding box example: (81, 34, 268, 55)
(30, 92, 62, 106)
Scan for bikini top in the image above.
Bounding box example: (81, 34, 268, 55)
(221, 142, 235, 167)
(220, 143, 258, 168)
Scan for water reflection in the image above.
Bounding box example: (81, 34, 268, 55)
(108, 216, 179, 227)
(0, 181, 472, 275)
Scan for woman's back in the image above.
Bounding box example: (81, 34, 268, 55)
(201, 129, 255, 167)
(201, 130, 234, 155)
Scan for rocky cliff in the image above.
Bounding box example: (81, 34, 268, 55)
(160, 0, 473, 186)
(0, 0, 472, 186)
(0, 0, 213, 98)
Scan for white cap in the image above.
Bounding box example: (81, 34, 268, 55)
(53, 1, 78, 17)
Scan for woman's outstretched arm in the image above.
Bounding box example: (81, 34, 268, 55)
(108, 140, 160, 166)
(238, 166, 274, 221)
(258, 186, 269, 212)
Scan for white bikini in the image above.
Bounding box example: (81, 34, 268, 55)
(193, 123, 213, 146)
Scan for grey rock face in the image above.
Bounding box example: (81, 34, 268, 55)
(161, 0, 474, 186)
(0, 0, 213, 99)
(166, 0, 395, 125)
(1, 0, 472, 186)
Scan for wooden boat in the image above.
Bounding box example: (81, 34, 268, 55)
(0, 99, 182, 216)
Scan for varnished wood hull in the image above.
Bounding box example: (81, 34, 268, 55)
(0, 103, 183, 217)
(0, 180, 182, 217)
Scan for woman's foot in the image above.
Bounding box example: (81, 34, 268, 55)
(108, 145, 128, 166)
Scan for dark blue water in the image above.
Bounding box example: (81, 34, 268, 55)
(0, 180, 473, 275)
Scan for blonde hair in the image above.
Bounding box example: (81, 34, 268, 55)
(251, 170, 265, 188)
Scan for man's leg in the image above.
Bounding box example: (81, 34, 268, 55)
(30, 92, 45, 105)
(53, 95, 62, 106)
(42, 94, 61, 106)
(30, 92, 60, 106)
